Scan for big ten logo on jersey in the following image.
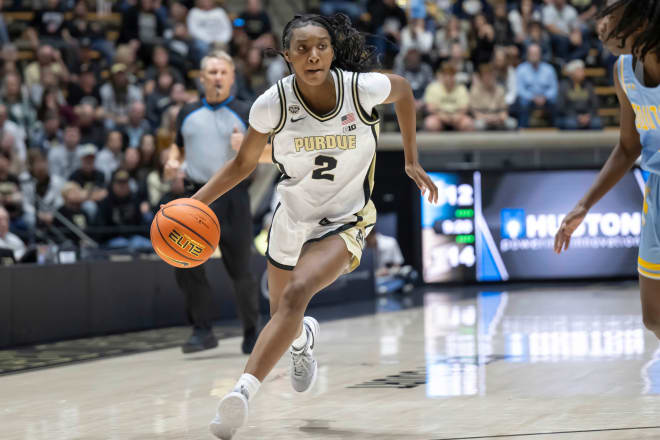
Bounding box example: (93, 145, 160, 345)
(168, 229, 205, 257)
(294, 135, 356, 152)
(342, 112, 357, 133)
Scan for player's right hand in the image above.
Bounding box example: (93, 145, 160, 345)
(554, 205, 588, 254)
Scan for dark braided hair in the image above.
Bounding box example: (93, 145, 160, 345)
(280, 13, 379, 73)
(598, 0, 660, 59)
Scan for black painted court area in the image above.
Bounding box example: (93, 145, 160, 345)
(0, 325, 241, 375)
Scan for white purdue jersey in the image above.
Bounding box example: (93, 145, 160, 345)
(249, 68, 391, 224)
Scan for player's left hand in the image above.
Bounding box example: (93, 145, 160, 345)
(405, 161, 438, 204)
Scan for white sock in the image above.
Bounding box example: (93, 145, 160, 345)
(291, 323, 308, 351)
(233, 373, 261, 402)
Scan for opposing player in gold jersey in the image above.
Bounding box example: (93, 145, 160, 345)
(190, 13, 438, 439)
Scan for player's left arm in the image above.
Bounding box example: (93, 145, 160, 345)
(382, 73, 438, 204)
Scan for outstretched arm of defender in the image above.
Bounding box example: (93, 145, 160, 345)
(554, 60, 642, 253)
(383, 73, 439, 205)
(192, 126, 269, 205)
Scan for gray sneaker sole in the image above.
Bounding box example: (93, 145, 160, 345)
(209, 392, 248, 439)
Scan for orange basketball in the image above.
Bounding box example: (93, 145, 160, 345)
(150, 198, 220, 268)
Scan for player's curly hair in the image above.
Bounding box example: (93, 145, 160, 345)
(598, 0, 660, 59)
(281, 13, 379, 73)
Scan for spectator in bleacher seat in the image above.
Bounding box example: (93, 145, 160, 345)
(239, 0, 272, 41)
(399, 18, 434, 59)
(136, 134, 157, 182)
(144, 45, 185, 93)
(470, 63, 517, 131)
(66, 64, 102, 108)
(187, 0, 233, 56)
(252, 32, 288, 87)
(509, 0, 542, 44)
(146, 72, 176, 129)
(1, 44, 19, 78)
(448, 42, 474, 86)
(121, 147, 148, 199)
(26, 0, 67, 49)
(492, 1, 515, 48)
(0, 130, 23, 176)
(53, 181, 91, 244)
(366, 0, 407, 67)
(0, 205, 25, 261)
(37, 86, 74, 126)
(542, 0, 579, 60)
(64, 0, 115, 67)
(236, 46, 269, 101)
(515, 44, 558, 128)
(524, 21, 553, 64)
(424, 63, 474, 132)
(471, 13, 496, 68)
(566, 24, 590, 62)
(146, 149, 171, 208)
(118, 0, 168, 64)
(571, 0, 600, 30)
(48, 125, 82, 180)
(168, 1, 189, 26)
(0, 0, 10, 49)
(95, 168, 152, 251)
(96, 130, 124, 182)
(23, 45, 69, 95)
(166, 23, 196, 74)
(113, 44, 140, 80)
(1, 72, 37, 141)
(0, 149, 27, 237)
(156, 104, 180, 151)
(75, 103, 106, 148)
(435, 15, 470, 61)
(100, 63, 143, 129)
(557, 59, 602, 130)
(31, 111, 63, 152)
(395, 48, 433, 105)
(0, 104, 27, 169)
(121, 101, 150, 149)
(21, 149, 64, 230)
(493, 46, 518, 107)
(69, 144, 107, 218)
(318, 0, 365, 23)
(452, 0, 493, 22)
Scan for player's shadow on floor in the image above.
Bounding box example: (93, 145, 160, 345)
(183, 352, 246, 361)
(299, 419, 420, 439)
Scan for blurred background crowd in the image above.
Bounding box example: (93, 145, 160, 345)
(0, 0, 617, 262)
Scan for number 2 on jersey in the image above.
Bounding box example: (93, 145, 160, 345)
(312, 155, 337, 181)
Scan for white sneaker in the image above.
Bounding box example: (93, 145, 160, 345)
(290, 316, 320, 393)
(209, 391, 248, 439)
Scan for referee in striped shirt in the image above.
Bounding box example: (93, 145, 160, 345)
(166, 51, 271, 354)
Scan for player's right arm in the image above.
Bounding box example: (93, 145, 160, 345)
(554, 58, 642, 253)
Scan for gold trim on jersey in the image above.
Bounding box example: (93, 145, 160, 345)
(351, 72, 381, 126)
(292, 68, 344, 121)
(273, 80, 287, 134)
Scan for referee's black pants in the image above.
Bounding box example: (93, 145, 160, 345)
(175, 181, 260, 333)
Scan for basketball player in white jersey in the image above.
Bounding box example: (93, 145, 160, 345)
(189, 13, 438, 439)
(555, 0, 660, 340)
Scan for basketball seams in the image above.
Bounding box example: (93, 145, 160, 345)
(168, 202, 220, 233)
(155, 211, 205, 263)
(161, 207, 216, 248)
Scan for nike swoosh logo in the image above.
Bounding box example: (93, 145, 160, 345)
(291, 116, 306, 123)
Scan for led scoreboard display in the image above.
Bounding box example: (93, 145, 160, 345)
(421, 169, 645, 283)
(421, 172, 477, 282)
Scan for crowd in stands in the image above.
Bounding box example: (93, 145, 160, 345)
(0, 0, 616, 260)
